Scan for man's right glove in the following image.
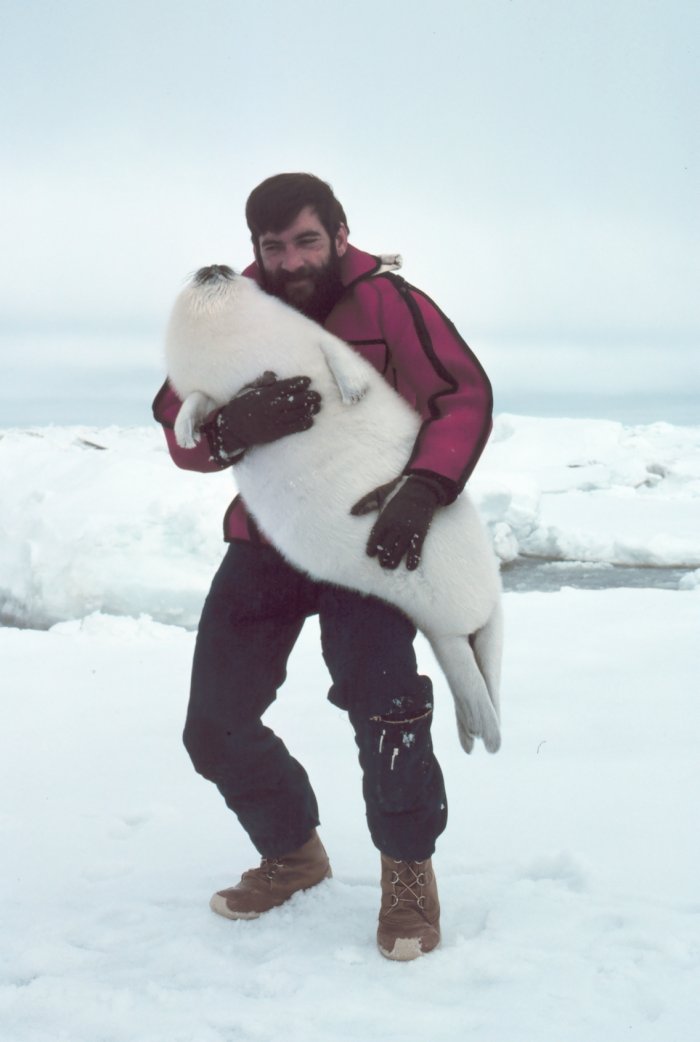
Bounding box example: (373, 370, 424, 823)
(203, 372, 321, 462)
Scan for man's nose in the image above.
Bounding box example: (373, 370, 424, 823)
(280, 246, 306, 273)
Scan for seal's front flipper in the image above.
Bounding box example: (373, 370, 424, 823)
(320, 337, 370, 405)
(174, 390, 219, 448)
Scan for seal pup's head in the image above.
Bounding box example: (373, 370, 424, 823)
(192, 264, 236, 287)
(168, 264, 250, 336)
(183, 265, 241, 314)
(166, 263, 282, 401)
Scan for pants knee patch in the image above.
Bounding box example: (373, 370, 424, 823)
(363, 709, 436, 814)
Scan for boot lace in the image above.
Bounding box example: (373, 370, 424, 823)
(389, 860, 427, 910)
(243, 856, 285, 884)
(260, 857, 285, 881)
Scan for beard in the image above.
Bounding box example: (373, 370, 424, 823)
(261, 250, 344, 322)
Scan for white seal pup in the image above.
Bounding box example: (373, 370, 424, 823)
(165, 264, 503, 754)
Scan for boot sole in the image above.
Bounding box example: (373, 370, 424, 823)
(379, 937, 425, 961)
(209, 867, 332, 921)
(378, 928, 441, 961)
(209, 893, 262, 920)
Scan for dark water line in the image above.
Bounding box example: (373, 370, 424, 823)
(2, 561, 695, 632)
(501, 559, 694, 592)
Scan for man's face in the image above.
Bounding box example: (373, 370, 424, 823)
(258, 205, 348, 318)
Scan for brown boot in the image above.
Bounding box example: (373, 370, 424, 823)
(377, 853, 441, 960)
(210, 830, 332, 920)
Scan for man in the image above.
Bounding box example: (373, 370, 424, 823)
(153, 173, 493, 961)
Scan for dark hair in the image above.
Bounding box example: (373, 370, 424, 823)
(245, 173, 349, 244)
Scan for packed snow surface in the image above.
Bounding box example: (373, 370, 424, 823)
(2, 417, 699, 1039)
(1, 416, 699, 628)
(2, 590, 698, 1041)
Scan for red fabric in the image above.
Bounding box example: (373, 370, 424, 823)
(153, 245, 493, 542)
(151, 382, 225, 472)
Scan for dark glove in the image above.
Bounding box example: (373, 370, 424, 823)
(351, 475, 446, 571)
(203, 371, 321, 462)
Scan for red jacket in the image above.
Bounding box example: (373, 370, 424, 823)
(153, 245, 493, 542)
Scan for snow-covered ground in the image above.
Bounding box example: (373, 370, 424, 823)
(1, 417, 699, 1040)
(1, 416, 699, 628)
(2, 593, 698, 1041)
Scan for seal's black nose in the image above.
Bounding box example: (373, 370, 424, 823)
(193, 264, 236, 285)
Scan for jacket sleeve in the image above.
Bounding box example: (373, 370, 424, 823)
(379, 276, 493, 501)
(151, 380, 232, 473)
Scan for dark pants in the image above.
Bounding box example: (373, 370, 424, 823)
(183, 542, 447, 861)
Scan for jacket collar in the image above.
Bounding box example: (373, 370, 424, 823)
(241, 244, 401, 288)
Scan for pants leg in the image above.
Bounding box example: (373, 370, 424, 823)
(183, 542, 320, 856)
(319, 585, 448, 861)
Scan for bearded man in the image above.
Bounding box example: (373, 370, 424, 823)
(153, 173, 493, 960)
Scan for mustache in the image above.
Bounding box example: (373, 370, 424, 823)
(276, 267, 317, 284)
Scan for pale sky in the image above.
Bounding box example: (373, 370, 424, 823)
(1, 0, 698, 418)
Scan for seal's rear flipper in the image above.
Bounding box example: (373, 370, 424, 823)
(320, 337, 370, 405)
(429, 632, 501, 754)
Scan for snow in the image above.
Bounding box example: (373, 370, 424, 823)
(1, 416, 699, 1039)
(2, 594, 698, 1040)
(474, 416, 700, 569)
(1, 416, 699, 628)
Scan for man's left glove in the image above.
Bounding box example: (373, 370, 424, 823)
(350, 474, 447, 571)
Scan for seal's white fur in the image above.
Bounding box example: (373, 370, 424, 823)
(165, 270, 503, 753)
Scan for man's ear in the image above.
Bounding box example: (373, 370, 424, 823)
(335, 223, 349, 258)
